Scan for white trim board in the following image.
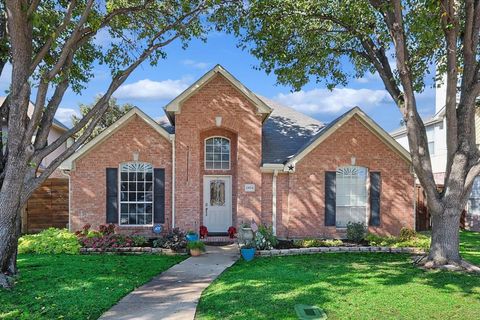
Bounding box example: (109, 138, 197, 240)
(285, 107, 412, 170)
(60, 107, 172, 171)
(164, 65, 272, 123)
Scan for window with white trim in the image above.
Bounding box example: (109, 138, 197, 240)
(335, 166, 368, 227)
(205, 137, 230, 170)
(426, 127, 435, 155)
(119, 162, 153, 225)
(468, 176, 480, 216)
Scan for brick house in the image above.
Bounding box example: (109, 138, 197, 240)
(60, 65, 414, 238)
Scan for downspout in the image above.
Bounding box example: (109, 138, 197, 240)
(272, 169, 278, 236)
(171, 134, 176, 229)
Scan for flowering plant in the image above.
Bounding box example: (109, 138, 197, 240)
(199, 225, 208, 238)
(227, 226, 236, 238)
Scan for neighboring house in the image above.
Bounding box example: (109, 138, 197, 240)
(0, 97, 71, 233)
(60, 65, 414, 239)
(391, 80, 480, 231)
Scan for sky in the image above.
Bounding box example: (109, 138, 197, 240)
(0, 30, 437, 132)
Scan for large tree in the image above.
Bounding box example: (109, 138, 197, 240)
(221, 0, 480, 267)
(0, 0, 230, 288)
(72, 96, 135, 143)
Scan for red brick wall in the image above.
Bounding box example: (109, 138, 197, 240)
(269, 115, 414, 238)
(174, 74, 263, 232)
(69, 115, 172, 236)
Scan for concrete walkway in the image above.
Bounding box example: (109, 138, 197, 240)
(99, 244, 239, 320)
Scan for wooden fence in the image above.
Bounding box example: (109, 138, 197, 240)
(415, 185, 465, 231)
(23, 178, 69, 233)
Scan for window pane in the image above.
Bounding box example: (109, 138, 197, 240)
(205, 137, 230, 170)
(129, 214, 136, 225)
(119, 162, 154, 226)
(128, 192, 137, 201)
(335, 166, 368, 227)
(146, 214, 153, 224)
(210, 180, 225, 206)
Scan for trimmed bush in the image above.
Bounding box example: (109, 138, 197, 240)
(399, 227, 417, 241)
(365, 232, 431, 251)
(346, 222, 367, 243)
(293, 238, 343, 248)
(153, 228, 187, 252)
(18, 228, 80, 254)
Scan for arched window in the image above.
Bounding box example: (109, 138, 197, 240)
(205, 137, 230, 170)
(119, 162, 154, 225)
(335, 166, 368, 227)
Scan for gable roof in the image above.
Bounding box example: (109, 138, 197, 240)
(390, 107, 445, 137)
(164, 65, 272, 124)
(0, 96, 69, 131)
(60, 107, 172, 170)
(258, 96, 325, 164)
(282, 107, 411, 169)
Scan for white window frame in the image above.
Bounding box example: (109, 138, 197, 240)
(335, 166, 369, 228)
(118, 162, 154, 226)
(204, 136, 231, 171)
(426, 127, 435, 155)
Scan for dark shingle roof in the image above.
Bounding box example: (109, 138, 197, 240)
(157, 115, 175, 134)
(258, 96, 324, 164)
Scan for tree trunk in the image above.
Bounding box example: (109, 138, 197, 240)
(427, 205, 462, 265)
(0, 174, 24, 288)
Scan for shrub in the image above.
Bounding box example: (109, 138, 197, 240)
(399, 227, 417, 241)
(346, 222, 367, 243)
(153, 228, 187, 252)
(187, 240, 206, 251)
(254, 225, 278, 250)
(293, 238, 343, 248)
(131, 235, 148, 247)
(18, 228, 80, 254)
(365, 232, 431, 251)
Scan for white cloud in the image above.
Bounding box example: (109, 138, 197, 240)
(274, 88, 391, 115)
(182, 59, 210, 70)
(0, 62, 12, 90)
(55, 108, 79, 126)
(114, 77, 191, 100)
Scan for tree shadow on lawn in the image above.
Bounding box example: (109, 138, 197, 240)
(197, 253, 480, 320)
(0, 254, 184, 320)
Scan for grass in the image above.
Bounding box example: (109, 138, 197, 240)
(461, 230, 480, 265)
(0, 254, 185, 320)
(197, 231, 480, 320)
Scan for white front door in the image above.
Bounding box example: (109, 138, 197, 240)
(203, 176, 232, 233)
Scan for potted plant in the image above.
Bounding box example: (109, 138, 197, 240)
(240, 241, 256, 262)
(187, 240, 205, 256)
(186, 230, 199, 242)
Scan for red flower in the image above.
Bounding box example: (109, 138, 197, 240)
(199, 226, 208, 239)
(227, 226, 236, 239)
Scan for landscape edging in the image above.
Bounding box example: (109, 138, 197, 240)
(256, 246, 426, 256)
(79, 247, 187, 255)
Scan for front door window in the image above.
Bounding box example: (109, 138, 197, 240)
(210, 180, 225, 206)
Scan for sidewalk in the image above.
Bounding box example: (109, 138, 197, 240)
(99, 244, 239, 320)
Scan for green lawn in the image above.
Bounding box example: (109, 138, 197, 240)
(197, 232, 480, 320)
(0, 254, 185, 320)
(461, 230, 480, 265)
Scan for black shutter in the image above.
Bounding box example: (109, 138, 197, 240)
(106, 168, 119, 223)
(369, 172, 381, 226)
(153, 168, 165, 224)
(325, 171, 336, 226)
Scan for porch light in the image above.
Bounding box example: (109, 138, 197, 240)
(215, 116, 222, 127)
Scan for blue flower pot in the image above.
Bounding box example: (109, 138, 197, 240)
(241, 248, 256, 261)
(186, 234, 199, 242)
